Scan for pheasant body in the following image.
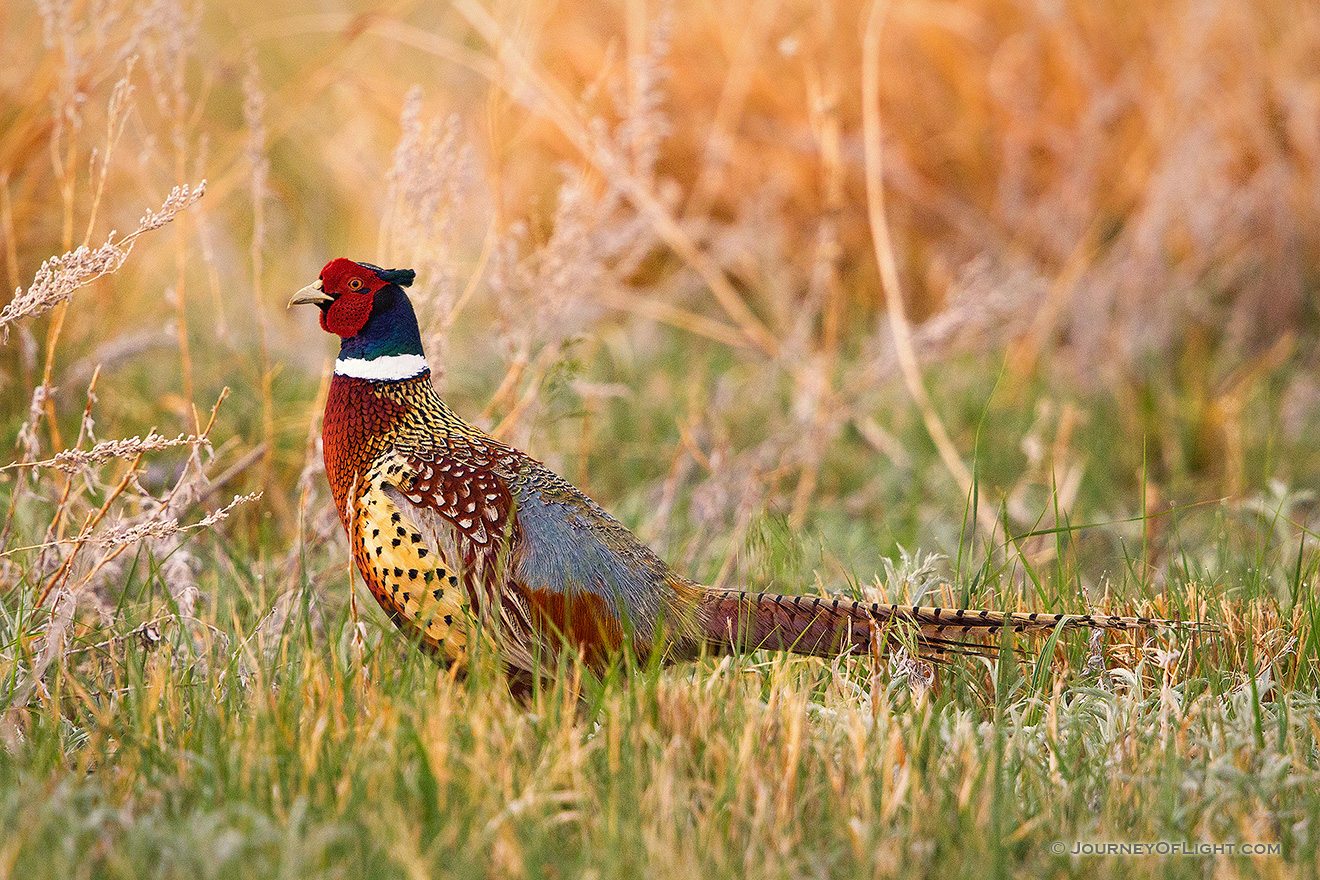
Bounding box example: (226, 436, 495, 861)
(321, 363, 705, 672)
(294, 258, 1183, 679)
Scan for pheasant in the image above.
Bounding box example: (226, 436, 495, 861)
(290, 258, 1182, 679)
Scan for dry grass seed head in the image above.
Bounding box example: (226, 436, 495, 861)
(0, 182, 204, 339)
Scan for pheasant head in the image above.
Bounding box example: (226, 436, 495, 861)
(289, 258, 428, 381)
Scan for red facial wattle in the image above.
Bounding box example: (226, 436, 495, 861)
(320, 292, 374, 337)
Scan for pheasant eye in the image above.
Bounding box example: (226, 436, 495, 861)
(348, 278, 363, 291)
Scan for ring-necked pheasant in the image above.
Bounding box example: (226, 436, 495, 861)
(290, 258, 1183, 678)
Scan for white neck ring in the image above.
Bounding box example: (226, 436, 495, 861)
(334, 353, 429, 381)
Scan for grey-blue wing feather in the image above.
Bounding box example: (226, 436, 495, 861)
(503, 459, 681, 638)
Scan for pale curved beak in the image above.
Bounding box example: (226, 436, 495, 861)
(288, 278, 333, 308)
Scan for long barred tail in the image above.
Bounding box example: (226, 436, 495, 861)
(696, 588, 1191, 658)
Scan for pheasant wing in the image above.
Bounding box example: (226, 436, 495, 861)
(500, 460, 705, 663)
(380, 438, 702, 669)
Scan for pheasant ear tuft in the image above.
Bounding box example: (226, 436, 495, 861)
(356, 262, 415, 288)
(379, 268, 415, 288)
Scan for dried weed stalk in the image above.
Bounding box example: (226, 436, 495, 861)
(0, 182, 205, 339)
(10, 430, 197, 473)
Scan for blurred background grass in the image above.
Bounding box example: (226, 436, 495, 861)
(0, 0, 1318, 876)
(3, 0, 1318, 536)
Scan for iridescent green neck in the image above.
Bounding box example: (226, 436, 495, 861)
(335, 286, 428, 380)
